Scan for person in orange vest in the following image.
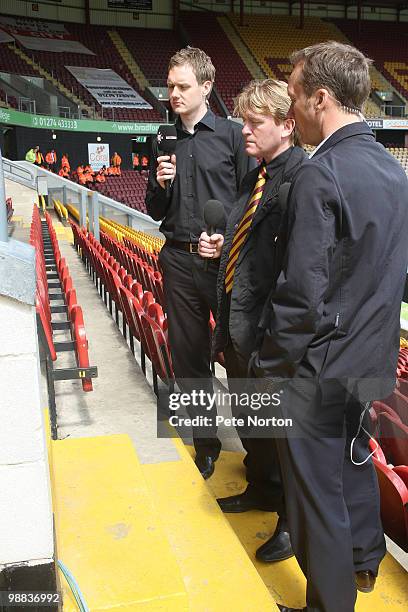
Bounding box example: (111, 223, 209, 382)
(35, 147, 44, 166)
(107, 166, 115, 176)
(111, 151, 122, 168)
(95, 169, 106, 183)
(132, 153, 140, 170)
(84, 164, 95, 176)
(141, 154, 149, 168)
(45, 149, 57, 172)
(100, 165, 108, 175)
(58, 165, 70, 179)
(84, 170, 94, 184)
(61, 153, 70, 172)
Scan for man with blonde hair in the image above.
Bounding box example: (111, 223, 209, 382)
(146, 47, 254, 478)
(199, 79, 306, 561)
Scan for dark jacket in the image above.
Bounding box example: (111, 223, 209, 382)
(252, 122, 408, 401)
(214, 146, 306, 362)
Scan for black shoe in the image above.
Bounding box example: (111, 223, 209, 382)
(195, 454, 216, 479)
(256, 523, 294, 562)
(277, 606, 305, 611)
(217, 489, 278, 513)
(355, 570, 376, 593)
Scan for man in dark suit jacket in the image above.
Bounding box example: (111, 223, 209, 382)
(250, 42, 408, 612)
(199, 79, 306, 562)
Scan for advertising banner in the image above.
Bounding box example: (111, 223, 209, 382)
(0, 107, 162, 134)
(66, 66, 152, 108)
(0, 16, 94, 55)
(88, 142, 110, 171)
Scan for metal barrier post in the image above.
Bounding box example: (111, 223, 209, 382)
(79, 190, 86, 230)
(92, 192, 100, 242)
(88, 192, 94, 235)
(0, 152, 8, 243)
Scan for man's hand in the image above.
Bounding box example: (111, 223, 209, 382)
(156, 154, 176, 189)
(198, 231, 224, 259)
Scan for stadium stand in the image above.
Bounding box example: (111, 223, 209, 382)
(92, 169, 148, 214)
(228, 14, 385, 118)
(119, 27, 180, 87)
(387, 147, 408, 174)
(2, 6, 408, 607)
(181, 12, 254, 114)
(17, 23, 162, 122)
(334, 20, 408, 103)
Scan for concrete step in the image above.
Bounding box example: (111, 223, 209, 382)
(51, 434, 189, 611)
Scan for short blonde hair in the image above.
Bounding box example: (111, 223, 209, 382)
(234, 79, 291, 123)
(234, 79, 297, 144)
(168, 47, 215, 85)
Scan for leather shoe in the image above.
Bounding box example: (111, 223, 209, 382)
(195, 454, 216, 479)
(355, 570, 376, 593)
(256, 523, 294, 562)
(217, 489, 278, 513)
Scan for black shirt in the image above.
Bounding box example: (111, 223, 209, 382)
(145, 110, 256, 241)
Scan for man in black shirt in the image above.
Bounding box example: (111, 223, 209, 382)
(145, 47, 254, 478)
(199, 79, 306, 562)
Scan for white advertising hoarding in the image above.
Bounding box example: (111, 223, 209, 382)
(88, 143, 110, 171)
(66, 66, 152, 109)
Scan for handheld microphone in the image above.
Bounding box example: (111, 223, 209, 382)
(157, 124, 177, 198)
(203, 199, 226, 271)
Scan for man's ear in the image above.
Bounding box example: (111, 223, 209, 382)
(315, 88, 330, 111)
(202, 80, 212, 98)
(282, 117, 296, 139)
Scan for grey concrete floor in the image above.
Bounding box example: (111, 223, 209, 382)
(53, 235, 180, 464)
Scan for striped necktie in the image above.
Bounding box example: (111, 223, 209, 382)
(225, 165, 267, 294)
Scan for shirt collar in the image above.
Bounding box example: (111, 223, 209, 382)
(308, 132, 334, 158)
(264, 146, 293, 178)
(175, 108, 216, 133)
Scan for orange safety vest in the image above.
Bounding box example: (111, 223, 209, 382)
(61, 155, 70, 170)
(46, 151, 56, 164)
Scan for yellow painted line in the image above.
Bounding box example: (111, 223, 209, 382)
(51, 434, 188, 611)
(200, 447, 408, 610)
(142, 439, 277, 611)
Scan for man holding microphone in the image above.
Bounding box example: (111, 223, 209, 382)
(199, 79, 306, 562)
(145, 47, 253, 478)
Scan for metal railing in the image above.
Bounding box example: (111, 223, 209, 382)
(2, 158, 35, 188)
(381, 105, 407, 118)
(2, 159, 160, 241)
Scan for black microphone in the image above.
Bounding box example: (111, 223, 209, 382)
(203, 199, 226, 271)
(157, 124, 177, 198)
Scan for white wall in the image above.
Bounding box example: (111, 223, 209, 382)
(0, 295, 54, 565)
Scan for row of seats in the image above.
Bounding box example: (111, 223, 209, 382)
(229, 14, 385, 118)
(31, 205, 94, 392)
(101, 232, 164, 307)
(369, 346, 408, 550)
(386, 147, 408, 174)
(70, 221, 173, 394)
(181, 12, 253, 114)
(71, 170, 148, 214)
(334, 19, 408, 102)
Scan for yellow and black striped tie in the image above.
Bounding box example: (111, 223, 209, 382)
(225, 165, 267, 294)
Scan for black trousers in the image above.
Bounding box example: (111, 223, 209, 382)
(275, 379, 386, 612)
(159, 245, 221, 458)
(224, 342, 286, 522)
